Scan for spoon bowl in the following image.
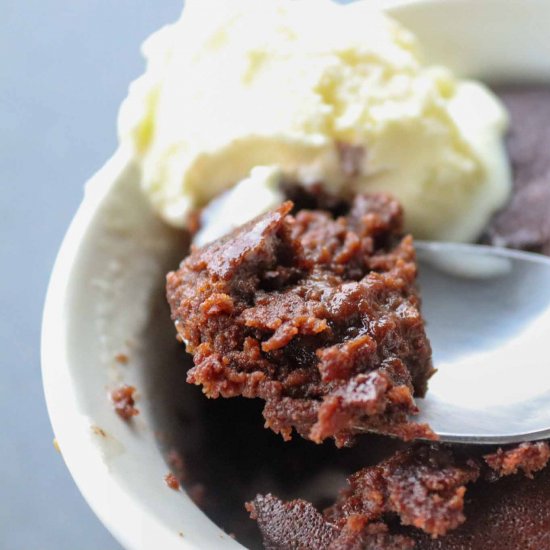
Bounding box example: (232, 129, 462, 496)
(415, 241, 550, 444)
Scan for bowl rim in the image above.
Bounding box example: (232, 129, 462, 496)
(41, 146, 188, 550)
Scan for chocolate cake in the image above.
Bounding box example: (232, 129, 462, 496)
(167, 194, 434, 447)
(246, 445, 480, 546)
(110, 385, 139, 420)
(484, 87, 550, 254)
(247, 443, 550, 549)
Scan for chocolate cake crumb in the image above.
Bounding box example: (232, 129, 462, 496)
(484, 442, 550, 479)
(111, 385, 139, 420)
(246, 494, 339, 549)
(246, 493, 416, 550)
(165, 472, 180, 491)
(167, 194, 434, 447)
(331, 521, 415, 550)
(327, 445, 480, 538)
(114, 353, 129, 364)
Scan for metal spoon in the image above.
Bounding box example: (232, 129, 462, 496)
(194, 196, 550, 445)
(413, 241, 550, 445)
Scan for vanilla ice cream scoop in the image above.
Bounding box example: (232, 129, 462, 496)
(118, 0, 510, 242)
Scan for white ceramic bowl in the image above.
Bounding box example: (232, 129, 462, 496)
(42, 1, 550, 548)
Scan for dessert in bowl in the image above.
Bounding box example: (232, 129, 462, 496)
(42, 0, 550, 548)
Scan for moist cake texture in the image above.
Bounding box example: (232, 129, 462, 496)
(110, 385, 139, 420)
(484, 441, 550, 479)
(247, 445, 480, 547)
(247, 442, 550, 549)
(167, 194, 434, 447)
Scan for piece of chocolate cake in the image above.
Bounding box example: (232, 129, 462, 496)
(247, 442, 550, 549)
(167, 194, 434, 447)
(484, 87, 550, 254)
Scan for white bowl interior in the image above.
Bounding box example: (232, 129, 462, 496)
(42, 1, 550, 549)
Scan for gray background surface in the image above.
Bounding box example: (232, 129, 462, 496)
(1, 2, 180, 548)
